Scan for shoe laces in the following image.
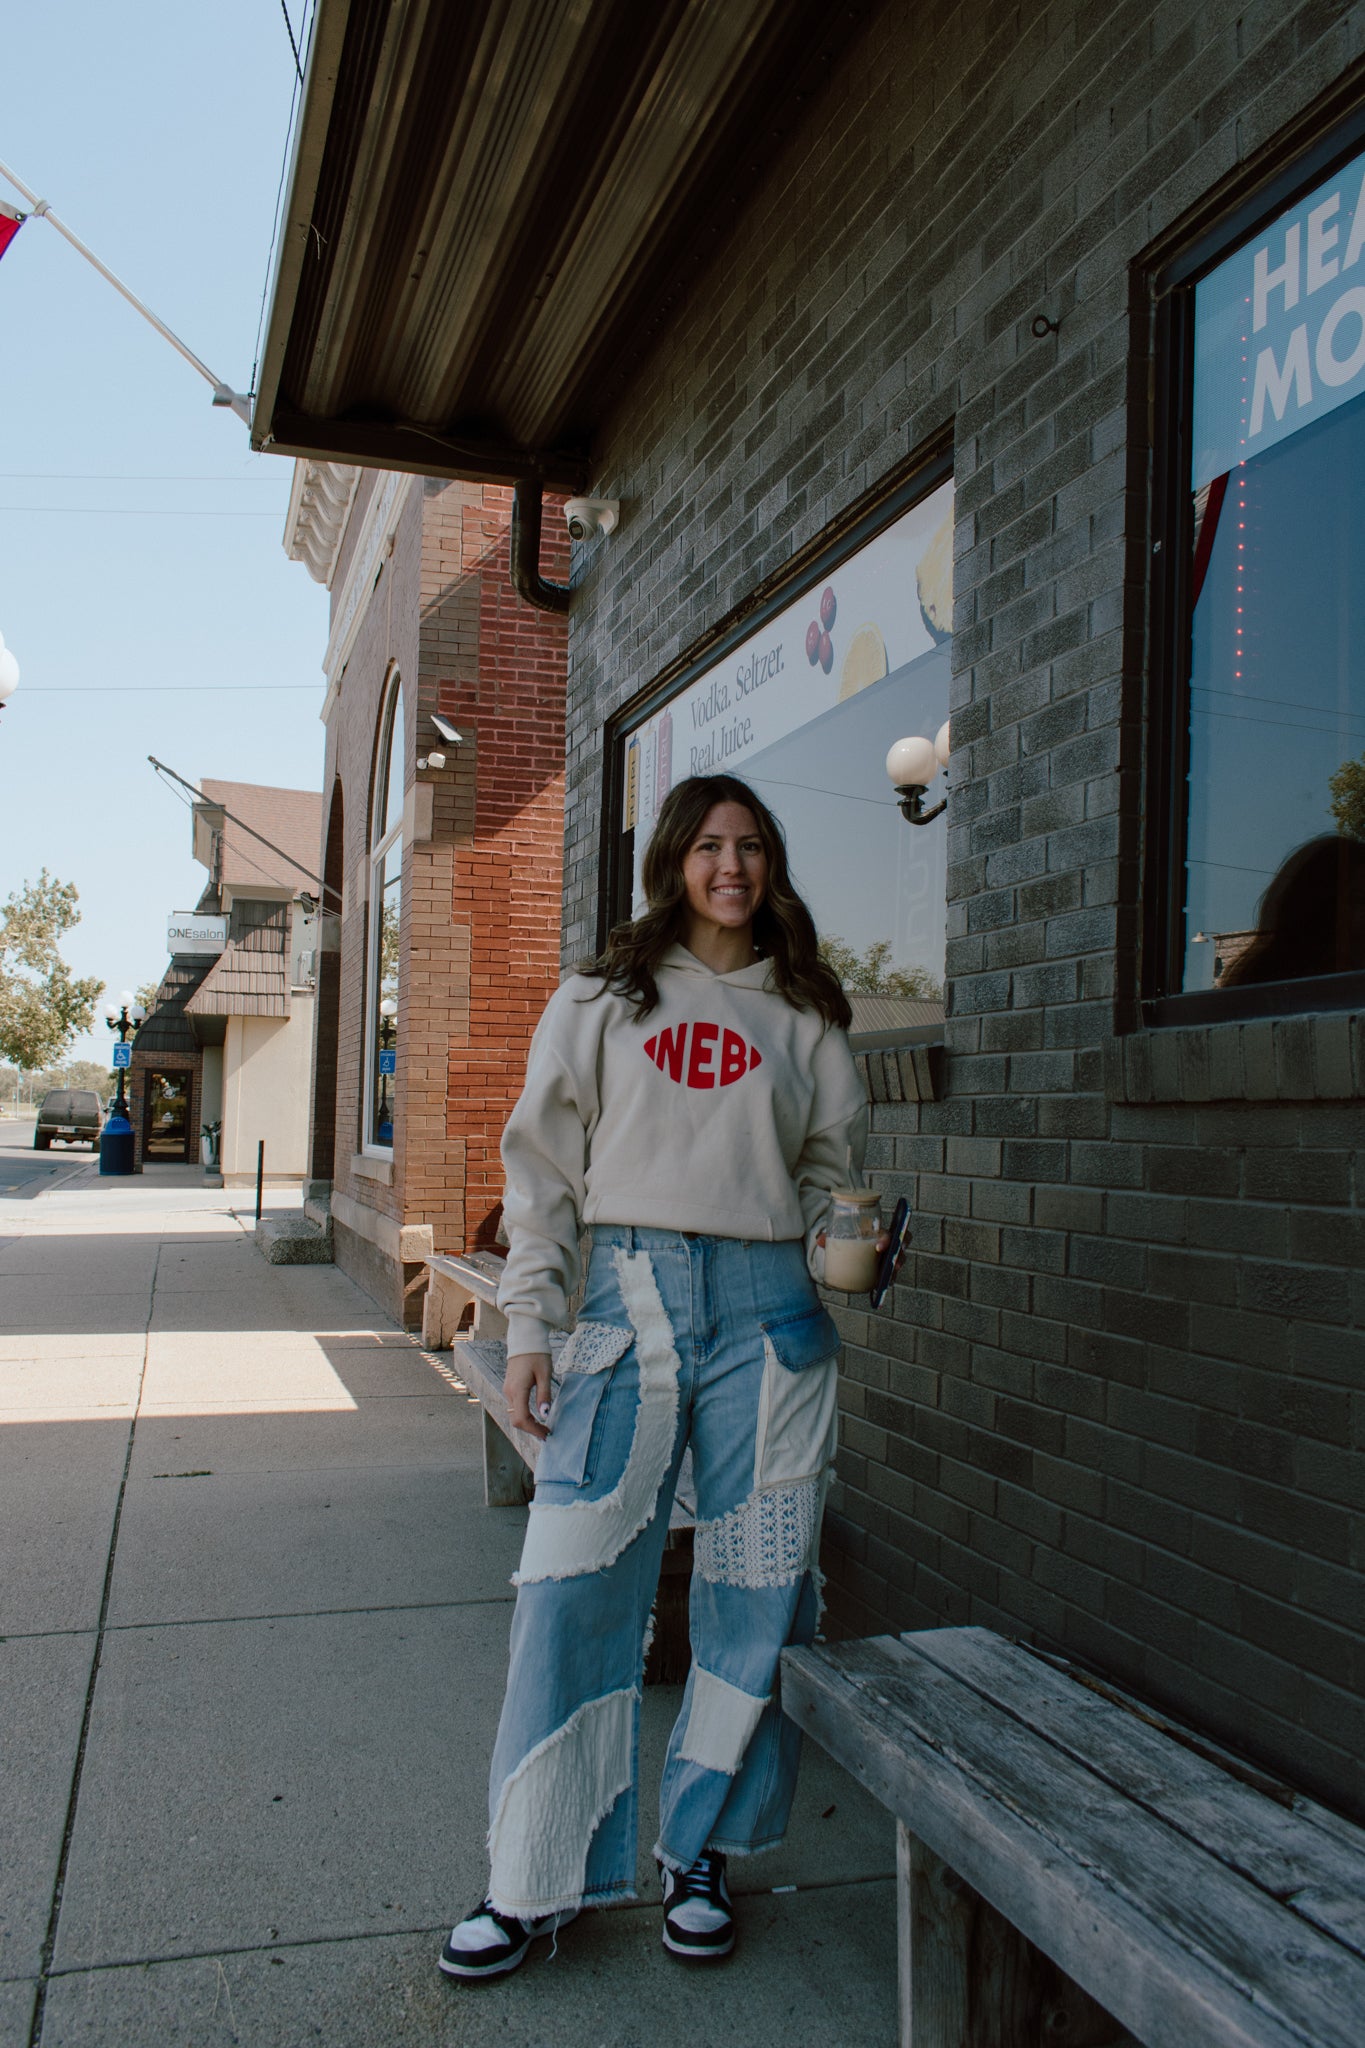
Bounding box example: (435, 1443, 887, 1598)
(478, 1899, 527, 1940)
(671, 1852, 726, 1903)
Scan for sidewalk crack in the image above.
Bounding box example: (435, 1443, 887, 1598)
(28, 1238, 161, 2048)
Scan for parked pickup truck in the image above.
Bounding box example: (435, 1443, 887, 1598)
(33, 1089, 104, 1151)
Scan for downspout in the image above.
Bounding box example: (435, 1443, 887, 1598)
(510, 478, 571, 613)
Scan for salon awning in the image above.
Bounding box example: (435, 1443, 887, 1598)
(252, 0, 864, 486)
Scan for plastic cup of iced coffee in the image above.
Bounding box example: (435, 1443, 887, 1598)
(823, 1188, 883, 1292)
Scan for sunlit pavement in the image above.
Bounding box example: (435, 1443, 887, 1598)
(1, 1166, 896, 2048)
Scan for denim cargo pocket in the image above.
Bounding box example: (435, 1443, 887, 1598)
(759, 1304, 841, 1372)
(538, 1369, 614, 1490)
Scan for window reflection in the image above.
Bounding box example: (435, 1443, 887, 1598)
(619, 482, 952, 1028)
(1183, 394, 1365, 992)
(367, 677, 403, 1148)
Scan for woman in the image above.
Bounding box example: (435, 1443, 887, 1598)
(440, 773, 881, 1980)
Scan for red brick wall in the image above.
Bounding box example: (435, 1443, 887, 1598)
(422, 483, 568, 1250)
(316, 475, 567, 1309)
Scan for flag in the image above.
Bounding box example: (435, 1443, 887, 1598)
(0, 199, 24, 263)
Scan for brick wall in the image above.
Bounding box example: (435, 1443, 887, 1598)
(560, 0, 1365, 1813)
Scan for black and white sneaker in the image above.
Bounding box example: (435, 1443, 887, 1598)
(660, 1852, 734, 1961)
(438, 1898, 578, 1979)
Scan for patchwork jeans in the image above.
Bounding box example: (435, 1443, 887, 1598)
(485, 1225, 841, 1920)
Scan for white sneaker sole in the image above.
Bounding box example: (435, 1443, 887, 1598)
(438, 1944, 530, 1980)
(661, 1924, 735, 1961)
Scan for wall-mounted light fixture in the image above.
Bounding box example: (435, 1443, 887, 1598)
(887, 720, 950, 824)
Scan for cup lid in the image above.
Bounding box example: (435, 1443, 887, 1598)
(828, 1187, 880, 1205)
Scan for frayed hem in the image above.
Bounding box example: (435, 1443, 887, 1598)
(706, 1833, 786, 1859)
(653, 1833, 786, 1872)
(486, 1881, 637, 1919)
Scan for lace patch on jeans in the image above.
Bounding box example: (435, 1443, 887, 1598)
(694, 1477, 821, 1588)
(557, 1320, 632, 1376)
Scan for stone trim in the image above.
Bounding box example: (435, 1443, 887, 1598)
(330, 1188, 433, 1262)
(1105, 1014, 1365, 1105)
(350, 1151, 394, 1186)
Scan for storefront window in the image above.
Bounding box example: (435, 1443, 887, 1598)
(366, 673, 403, 1148)
(615, 477, 953, 1028)
(1177, 142, 1365, 1002)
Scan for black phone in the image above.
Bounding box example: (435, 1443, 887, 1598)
(869, 1196, 912, 1309)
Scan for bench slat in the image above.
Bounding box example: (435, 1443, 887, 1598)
(909, 1627, 1365, 1962)
(782, 1636, 1361, 2048)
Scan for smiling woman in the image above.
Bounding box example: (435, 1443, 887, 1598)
(434, 769, 882, 1978)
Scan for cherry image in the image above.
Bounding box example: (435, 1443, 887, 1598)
(805, 620, 821, 665)
(818, 630, 833, 674)
(820, 586, 837, 630)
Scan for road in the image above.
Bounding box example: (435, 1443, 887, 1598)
(0, 1118, 98, 1201)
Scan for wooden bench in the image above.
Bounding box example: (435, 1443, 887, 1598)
(781, 1626, 1365, 2048)
(421, 1250, 695, 1681)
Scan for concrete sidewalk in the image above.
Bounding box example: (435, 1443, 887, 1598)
(2, 1164, 896, 2048)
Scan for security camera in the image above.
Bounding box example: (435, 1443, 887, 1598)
(564, 497, 619, 541)
(430, 713, 464, 745)
(419, 751, 447, 771)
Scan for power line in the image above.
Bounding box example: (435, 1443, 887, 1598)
(252, 0, 315, 394)
(280, 0, 305, 83)
(0, 472, 283, 482)
(0, 506, 282, 518)
(24, 684, 316, 695)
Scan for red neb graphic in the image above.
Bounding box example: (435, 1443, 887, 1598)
(643, 1021, 763, 1090)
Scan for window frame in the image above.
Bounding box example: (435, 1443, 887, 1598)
(1143, 99, 1365, 1029)
(598, 432, 955, 950)
(363, 667, 404, 1156)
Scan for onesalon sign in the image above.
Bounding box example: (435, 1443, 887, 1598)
(1193, 144, 1365, 489)
(167, 914, 227, 956)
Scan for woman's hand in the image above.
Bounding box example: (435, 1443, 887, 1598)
(814, 1230, 909, 1292)
(505, 1351, 553, 1441)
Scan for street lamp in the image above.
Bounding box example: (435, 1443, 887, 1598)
(99, 990, 145, 1176)
(0, 630, 19, 717)
(887, 719, 951, 825)
(376, 997, 397, 1144)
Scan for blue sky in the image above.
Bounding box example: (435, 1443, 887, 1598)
(0, 2, 330, 1063)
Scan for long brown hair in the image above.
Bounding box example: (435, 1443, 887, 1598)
(582, 774, 852, 1026)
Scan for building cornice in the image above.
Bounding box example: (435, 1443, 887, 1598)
(283, 460, 361, 586)
(318, 470, 415, 723)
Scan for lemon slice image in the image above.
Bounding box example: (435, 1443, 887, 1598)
(917, 508, 953, 643)
(838, 622, 888, 699)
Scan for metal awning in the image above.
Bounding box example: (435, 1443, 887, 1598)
(253, 0, 859, 486)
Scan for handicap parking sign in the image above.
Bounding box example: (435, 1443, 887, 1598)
(378, 1048, 397, 1075)
(112, 1043, 132, 1069)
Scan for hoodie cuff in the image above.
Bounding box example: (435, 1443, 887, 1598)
(505, 1314, 554, 1360)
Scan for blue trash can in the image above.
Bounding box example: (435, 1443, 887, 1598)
(99, 1114, 135, 1176)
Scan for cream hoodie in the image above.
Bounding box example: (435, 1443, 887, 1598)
(497, 944, 869, 1356)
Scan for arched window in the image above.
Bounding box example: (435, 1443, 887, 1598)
(366, 670, 404, 1150)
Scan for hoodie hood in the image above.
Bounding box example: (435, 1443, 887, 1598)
(659, 942, 775, 990)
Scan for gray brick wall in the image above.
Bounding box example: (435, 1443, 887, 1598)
(560, 0, 1365, 1814)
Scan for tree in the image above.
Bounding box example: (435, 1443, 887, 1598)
(0, 872, 103, 1076)
(1, 1058, 112, 1108)
(818, 933, 942, 1001)
(1329, 751, 1365, 841)
(136, 979, 163, 1013)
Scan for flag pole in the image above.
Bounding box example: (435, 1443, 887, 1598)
(0, 157, 252, 425)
